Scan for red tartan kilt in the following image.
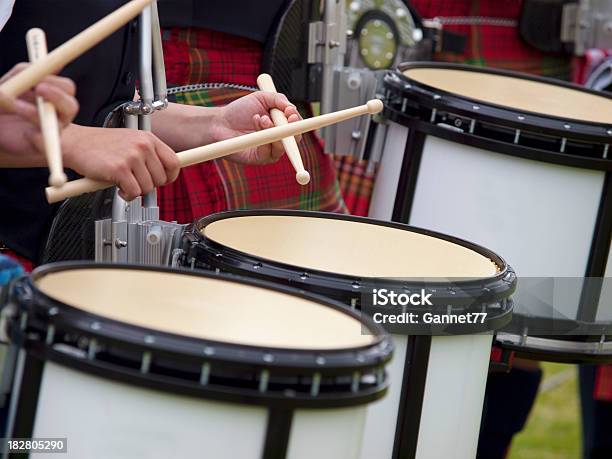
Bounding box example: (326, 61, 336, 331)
(159, 27, 346, 224)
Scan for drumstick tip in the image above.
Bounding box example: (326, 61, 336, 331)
(367, 99, 384, 114)
(296, 170, 311, 186)
(48, 172, 68, 188)
(256, 73, 272, 88)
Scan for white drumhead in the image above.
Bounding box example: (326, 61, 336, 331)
(35, 268, 375, 350)
(202, 215, 498, 278)
(404, 68, 612, 124)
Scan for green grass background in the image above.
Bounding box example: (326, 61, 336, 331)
(508, 363, 581, 459)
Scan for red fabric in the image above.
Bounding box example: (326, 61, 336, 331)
(490, 346, 515, 367)
(334, 156, 376, 216)
(572, 48, 612, 85)
(410, 0, 571, 79)
(159, 162, 227, 224)
(594, 365, 612, 402)
(159, 26, 346, 223)
(162, 28, 263, 87)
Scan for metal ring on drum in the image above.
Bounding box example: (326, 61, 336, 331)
(369, 62, 612, 364)
(2, 263, 393, 459)
(180, 209, 516, 459)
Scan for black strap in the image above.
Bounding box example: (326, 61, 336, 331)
(519, 0, 574, 54)
(262, 408, 294, 459)
(422, 24, 467, 55)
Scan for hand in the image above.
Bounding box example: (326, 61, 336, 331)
(62, 125, 180, 201)
(0, 64, 79, 167)
(0, 63, 79, 128)
(211, 91, 303, 165)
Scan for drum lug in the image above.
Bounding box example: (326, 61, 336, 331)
(310, 372, 321, 397)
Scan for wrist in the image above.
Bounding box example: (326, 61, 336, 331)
(61, 124, 88, 169)
(152, 103, 222, 150)
(208, 106, 228, 144)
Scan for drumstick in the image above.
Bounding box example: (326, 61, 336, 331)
(257, 73, 310, 186)
(26, 29, 68, 187)
(0, 0, 153, 108)
(45, 99, 384, 203)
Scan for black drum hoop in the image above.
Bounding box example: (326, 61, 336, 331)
(383, 62, 612, 171)
(397, 62, 612, 124)
(185, 210, 516, 333)
(5, 262, 393, 409)
(384, 115, 612, 172)
(495, 333, 612, 364)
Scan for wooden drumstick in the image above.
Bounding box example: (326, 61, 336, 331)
(26, 29, 68, 187)
(0, 0, 153, 108)
(45, 99, 384, 203)
(257, 73, 310, 186)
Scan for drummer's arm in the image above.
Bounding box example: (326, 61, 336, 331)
(150, 92, 302, 164)
(150, 102, 220, 152)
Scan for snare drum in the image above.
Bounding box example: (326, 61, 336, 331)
(181, 210, 516, 459)
(2, 263, 392, 459)
(371, 62, 612, 363)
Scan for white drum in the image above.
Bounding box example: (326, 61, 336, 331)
(2, 263, 392, 459)
(371, 63, 612, 363)
(182, 210, 516, 459)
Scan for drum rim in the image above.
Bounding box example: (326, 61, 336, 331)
(189, 210, 516, 333)
(495, 332, 612, 363)
(25, 261, 389, 356)
(193, 209, 514, 286)
(7, 262, 393, 407)
(383, 63, 612, 171)
(395, 61, 612, 129)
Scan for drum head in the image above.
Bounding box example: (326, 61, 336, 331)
(403, 67, 612, 124)
(201, 214, 498, 278)
(35, 267, 375, 350)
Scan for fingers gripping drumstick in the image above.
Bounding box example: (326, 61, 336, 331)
(26, 28, 68, 187)
(45, 100, 384, 203)
(256, 73, 310, 186)
(0, 0, 153, 107)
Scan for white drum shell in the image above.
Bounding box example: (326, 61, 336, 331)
(21, 359, 367, 459)
(369, 119, 610, 457)
(371, 125, 610, 323)
(359, 334, 408, 459)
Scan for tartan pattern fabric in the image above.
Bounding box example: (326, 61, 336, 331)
(411, 0, 572, 80)
(163, 28, 366, 215)
(333, 155, 377, 216)
(162, 27, 263, 87)
(159, 87, 346, 222)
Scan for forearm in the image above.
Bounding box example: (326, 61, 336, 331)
(151, 102, 221, 151)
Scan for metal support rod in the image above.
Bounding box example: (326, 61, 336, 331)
(320, 0, 346, 116)
(151, 0, 167, 107)
(138, 4, 157, 209)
